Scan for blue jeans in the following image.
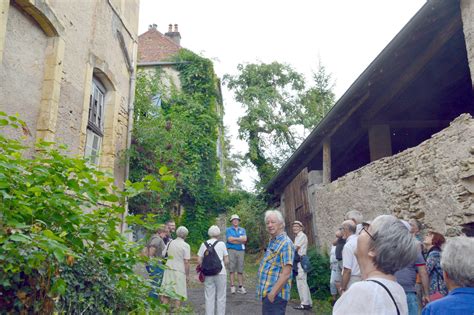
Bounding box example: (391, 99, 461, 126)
(146, 264, 164, 299)
(262, 295, 288, 315)
(406, 291, 419, 315)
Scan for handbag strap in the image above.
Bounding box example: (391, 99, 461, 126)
(367, 280, 400, 315)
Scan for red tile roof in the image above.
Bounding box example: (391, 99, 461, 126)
(138, 28, 181, 63)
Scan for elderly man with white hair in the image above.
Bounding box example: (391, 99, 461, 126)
(422, 236, 474, 315)
(339, 220, 361, 294)
(197, 225, 229, 315)
(161, 226, 191, 310)
(345, 210, 364, 235)
(257, 210, 295, 315)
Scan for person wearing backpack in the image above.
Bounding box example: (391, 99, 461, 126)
(197, 225, 229, 315)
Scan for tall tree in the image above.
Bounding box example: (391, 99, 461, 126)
(224, 61, 335, 186)
(299, 61, 336, 132)
(224, 62, 305, 184)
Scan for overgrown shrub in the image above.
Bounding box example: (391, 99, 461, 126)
(306, 247, 331, 300)
(0, 114, 171, 313)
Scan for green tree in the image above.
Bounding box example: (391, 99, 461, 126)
(0, 113, 172, 313)
(222, 127, 243, 190)
(299, 61, 336, 132)
(223, 62, 306, 185)
(224, 61, 335, 186)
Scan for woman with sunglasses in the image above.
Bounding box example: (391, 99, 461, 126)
(334, 215, 418, 315)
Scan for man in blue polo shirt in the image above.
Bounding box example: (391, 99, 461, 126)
(226, 214, 247, 294)
(422, 236, 474, 315)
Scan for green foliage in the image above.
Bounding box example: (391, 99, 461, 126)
(130, 49, 227, 248)
(0, 113, 169, 313)
(299, 62, 336, 129)
(223, 60, 335, 185)
(306, 247, 331, 300)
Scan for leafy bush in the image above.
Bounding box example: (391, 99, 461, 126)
(0, 113, 170, 313)
(306, 247, 331, 300)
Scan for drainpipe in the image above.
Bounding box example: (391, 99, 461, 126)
(121, 39, 137, 235)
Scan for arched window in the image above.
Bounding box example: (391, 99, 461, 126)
(85, 77, 106, 164)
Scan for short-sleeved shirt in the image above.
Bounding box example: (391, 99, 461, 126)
(257, 233, 295, 301)
(342, 234, 360, 276)
(395, 247, 426, 292)
(334, 277, 408, 315)
(164, 237, 191, 274)
(197, 238, 229, 275)
(294, 231, 308, 256)
(226, 226, 246, 251)
(149, 235, 166, 258)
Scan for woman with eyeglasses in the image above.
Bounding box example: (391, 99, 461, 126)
(334, 215, 418, 315)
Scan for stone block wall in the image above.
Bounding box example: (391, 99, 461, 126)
(0, 0, 139, 187)
(310, 114, 474, 249)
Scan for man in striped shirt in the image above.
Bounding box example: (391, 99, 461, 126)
(257, 210, 295, 315)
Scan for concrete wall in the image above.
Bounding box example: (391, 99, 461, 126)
(0, 0, 139, 187)
(310, 114, 474, 250)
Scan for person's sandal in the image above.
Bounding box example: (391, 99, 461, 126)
(293, 305, 306, 310)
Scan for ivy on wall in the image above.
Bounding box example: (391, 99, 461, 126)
(130, 49, 227, 248)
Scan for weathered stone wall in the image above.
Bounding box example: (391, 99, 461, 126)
(0, 0, 139, 187)
(0, 6, 48, 148)
(311, 114, 474, 250)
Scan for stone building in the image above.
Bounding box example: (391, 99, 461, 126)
(265, 0, 474, 248)
(0, 0, 139, 198)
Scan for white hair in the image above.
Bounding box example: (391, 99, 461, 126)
(208, 225, 221, 237)
(441, 236, 474, 287)
(264, 209, 285, 227)
(345, 210, 363, 224)
(176, 226, 189, 238)
(369, 215, 418, 274)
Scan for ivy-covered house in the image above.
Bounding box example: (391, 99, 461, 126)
(132, 24, 226, 244)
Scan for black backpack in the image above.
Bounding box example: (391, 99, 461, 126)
(201, 241, 223, 276)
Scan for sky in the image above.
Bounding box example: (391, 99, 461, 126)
(138, 0, 426, 190)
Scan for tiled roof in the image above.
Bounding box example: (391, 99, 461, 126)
(138, 28, 181, 63)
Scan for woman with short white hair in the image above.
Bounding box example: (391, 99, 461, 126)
(197, 225, 229, 315)
(161, 226, 191, 310)
(334, 215, 418, 315)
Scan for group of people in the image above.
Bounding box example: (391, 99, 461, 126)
(329, 210, 474, 315)
(143, 210, 473, 315)
(143, 215, 249, 314)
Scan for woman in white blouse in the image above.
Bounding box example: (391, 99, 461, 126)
(197, 225, 229, 315)
(161, 226, 191, 310)
(334, 215, 418, 315)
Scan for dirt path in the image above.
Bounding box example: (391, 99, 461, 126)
(185, 256, 316, 315)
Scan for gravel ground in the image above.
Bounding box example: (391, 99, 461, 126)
(185, 255, 316, 315)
